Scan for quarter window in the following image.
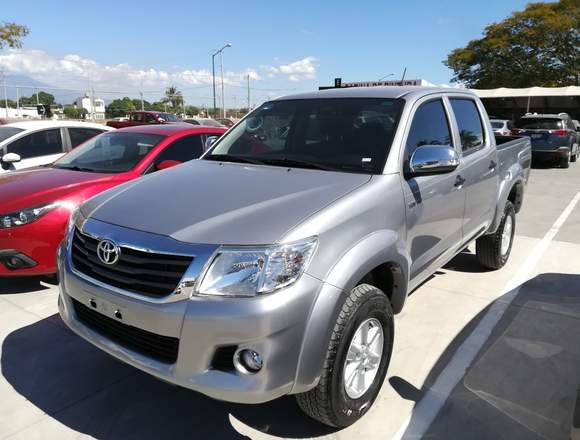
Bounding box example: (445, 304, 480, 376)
(154, 134, 204, 164)
(406, 99, 452, 162)
(7, 129, 64, 159)
(450, 99, 485, 152)
(69, 128, 105, 148)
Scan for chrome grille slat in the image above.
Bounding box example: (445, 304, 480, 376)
(71, 228, 194, 298)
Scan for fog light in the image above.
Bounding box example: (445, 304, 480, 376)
(238, 349, 263, 373)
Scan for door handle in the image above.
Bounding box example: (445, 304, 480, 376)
(489, 160, 497, 170)
(454, 175, 466, 188)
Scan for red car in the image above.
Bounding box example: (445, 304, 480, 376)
(106, 111, 181, 129)
(0, 124, 225, 276)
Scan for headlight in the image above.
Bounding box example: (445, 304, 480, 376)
(0, 203, 61, 229)
(198, 237, 318, 297)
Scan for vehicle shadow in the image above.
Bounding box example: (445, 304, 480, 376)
(1, 315, 334, 439)
(391, 272, 580, 439)
(0, 276, 57, 294)
(442, 247, 488, 273)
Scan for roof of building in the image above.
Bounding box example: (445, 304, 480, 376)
(472, 86, 580, 98)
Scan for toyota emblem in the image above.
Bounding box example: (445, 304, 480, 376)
(97, 239, 120, 265)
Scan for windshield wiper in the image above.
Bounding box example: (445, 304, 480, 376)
(53, 165, 99, 172)
(204, 154, 265, 166)
(260, 158, 337, 171)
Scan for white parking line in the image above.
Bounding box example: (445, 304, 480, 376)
(393, 191, 580, 439)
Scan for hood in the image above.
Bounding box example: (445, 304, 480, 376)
(0, 167, 114, 212)
(85, 160, 371, 245)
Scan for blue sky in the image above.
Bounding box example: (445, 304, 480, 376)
(2, 0, 532, 107)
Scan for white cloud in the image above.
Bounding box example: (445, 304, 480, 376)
(260, 56, 318, 81)
(0, 49, 263, 94)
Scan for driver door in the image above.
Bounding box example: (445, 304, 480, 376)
(4, 128, 65, 171)
(401, 97, 466, 287)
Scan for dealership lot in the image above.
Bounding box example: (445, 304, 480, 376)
(0, 164, 579, 439)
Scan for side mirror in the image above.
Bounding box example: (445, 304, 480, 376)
(204, 136, 219, 151)
(409, 145, 459, 176)
(156, 160, 182, 171)
(1, 152, 21, 164)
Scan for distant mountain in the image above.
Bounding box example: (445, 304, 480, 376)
(2, 74, 84, 105)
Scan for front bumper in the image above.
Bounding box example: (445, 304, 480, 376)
(57, 235, 325, 404)
(0, 212, 67, 276)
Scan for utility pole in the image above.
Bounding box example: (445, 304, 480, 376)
(212, 43, 231, 119)
(35, 87, 40, 105)
(220, 50, 225, 118)
(16, 87, 19, 118)
(247, 74, 251, 112)
(1, 69, 8, 119)
(212, 53, 216, 117)
(140, 75, 144, 111)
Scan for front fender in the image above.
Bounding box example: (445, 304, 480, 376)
(291, 230, 409, 394)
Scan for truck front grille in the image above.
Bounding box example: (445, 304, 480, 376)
(72, 298, 179, 364)
(71, 228, 193, 298)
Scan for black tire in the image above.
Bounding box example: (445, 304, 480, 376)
(561, 151, 571, 168)
(476, 201, 516, 270)
(295, 284, 394, 428)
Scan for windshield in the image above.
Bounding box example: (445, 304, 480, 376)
(0, 127, 24, 143)
(491, 121, 504, 129)
(53, 132, 164, 173)
(161, 113, 180, 122)
(516, 118, 563, 130)
(205, 98, 404, 174)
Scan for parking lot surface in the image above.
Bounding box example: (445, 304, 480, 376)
(1, 164, 579, 440)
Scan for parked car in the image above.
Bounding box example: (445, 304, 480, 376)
(0, 121, 112, 174)
(0, 124, 225, 277)
(513, 112, 579, 167)
(183, 118, 225, 127)
(215, 118, 235, 128)
(106, 111, 181, 129)
(58, 87, 531, 428)
(490, 118, 513, 136)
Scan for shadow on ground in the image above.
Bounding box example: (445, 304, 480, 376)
(1, 316, 333, 439)
(392, 272, 580, 440)
(0, 276, 57, 294)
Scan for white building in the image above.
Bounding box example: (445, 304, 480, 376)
(0, 106, 41, 119)
(75, 94, 106, 120)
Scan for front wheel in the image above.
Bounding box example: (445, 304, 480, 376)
(476, 201, 516, 270)
(295, 284, 394, 428)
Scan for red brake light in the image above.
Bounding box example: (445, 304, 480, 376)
(552, 129, 569, 137)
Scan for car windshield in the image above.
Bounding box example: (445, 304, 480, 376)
(161, 113, 180, 122)
(0, 127, 24, 143)
(516, 118, 563, 130)
(204, 98, 405, 174)
(491, 121, 504, 129)
(53, 132, 164, 173)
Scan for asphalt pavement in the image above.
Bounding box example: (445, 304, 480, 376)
(0, 163, 579, 440)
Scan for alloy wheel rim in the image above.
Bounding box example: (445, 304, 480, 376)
(501, 215, 513, 256)
(343, 318, 384, 399)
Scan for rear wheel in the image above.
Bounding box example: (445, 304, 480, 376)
(476, 201, 516, 270)
(295, 284, 394, 428)
(571, 145, 578, 162)
(560, 150, 571, 168)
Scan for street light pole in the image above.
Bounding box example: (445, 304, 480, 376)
(212, 43, 231, 119)
(220, 50, 225, 118)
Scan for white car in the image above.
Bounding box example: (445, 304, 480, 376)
(490, 119, 513, 136)
(0, 121, 113, 173)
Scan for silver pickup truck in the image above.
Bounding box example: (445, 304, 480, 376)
(58, 87, 531, 428)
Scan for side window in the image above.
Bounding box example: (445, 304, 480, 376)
(154, 135, 204, 164)
(7, 129, 64, 159)
(144, 114, 157, 123)
(131, 113, 143, 122)
(450, 99, 485, 152)
(69, 128, 105, 148)
(406, 99, 452, 162)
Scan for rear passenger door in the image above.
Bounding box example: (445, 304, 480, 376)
(401, 97, 465, 283)
(448, 97, 498, 240)
(67, 127, 107, 150)
(5, 128, 65, 170)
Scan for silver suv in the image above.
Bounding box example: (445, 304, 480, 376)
(58, 87, 530, 427)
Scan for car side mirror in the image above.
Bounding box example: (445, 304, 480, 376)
(1, 152, 21, 164)
(204, 136, 219, 151)
(156, 160, 182, 171)
(409, 145, 459, 176)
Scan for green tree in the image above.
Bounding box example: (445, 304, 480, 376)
(185, 105, 200, 116)
(0, 22, 29, 49)
(445, 0, 580, 87)
(63, 105, 87, 119)
(106, 97, 136, 118)
(164, 85, 183, 109)
(18, 91, 56, 106)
